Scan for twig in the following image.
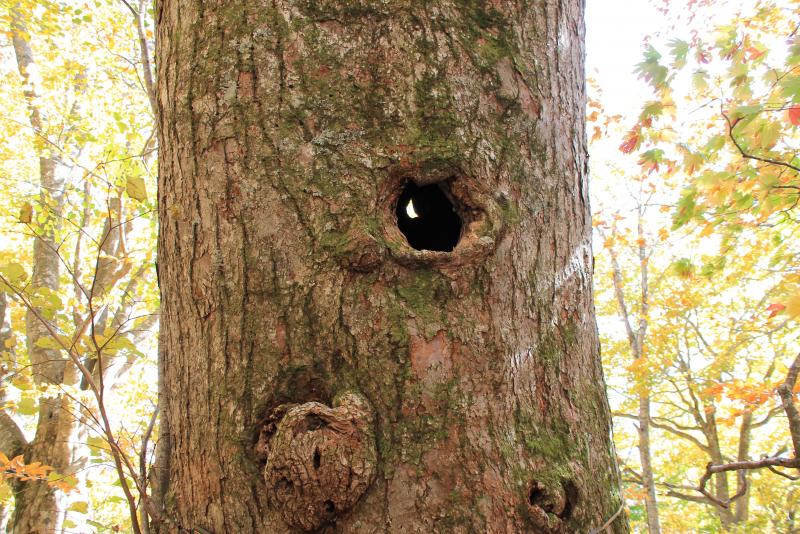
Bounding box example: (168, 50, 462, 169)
(589, 501, 625, 534)
(722, 109, 800, 174)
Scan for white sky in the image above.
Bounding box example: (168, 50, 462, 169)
(586, 0, 662, 119)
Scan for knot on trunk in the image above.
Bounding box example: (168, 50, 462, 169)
(261, 392, 377, 531)
(525, 479, 578, 533)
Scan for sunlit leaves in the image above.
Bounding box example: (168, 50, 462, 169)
(636, 45, 670, 90)
(0, 452, 76, 493)
(669, 39, 690, 68)
(780, 75, 800, 102)
(591, 1, 800, 530)
(0, 263, 28, 286)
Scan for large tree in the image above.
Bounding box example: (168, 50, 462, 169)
(155, 0, 625, 532)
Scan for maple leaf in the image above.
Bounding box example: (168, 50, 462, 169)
(766, 303, 786, 318)
(619, 132, 639, 154)
(788, 106, 800, 126)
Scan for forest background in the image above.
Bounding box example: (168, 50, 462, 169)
(0, 0, 797, 532)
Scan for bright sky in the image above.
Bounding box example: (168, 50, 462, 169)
(586, 0, 661, 119)
(585, 0, 765, 119)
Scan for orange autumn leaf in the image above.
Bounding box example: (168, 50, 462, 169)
(766, 303, 786, 318)
(788, 107, 800, 127)
(619, 132, 640, 154)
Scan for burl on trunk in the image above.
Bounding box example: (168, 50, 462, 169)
(155, 0, 626, 532)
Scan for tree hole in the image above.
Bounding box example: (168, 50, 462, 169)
(324, 500, 336, 513)
(528, 483, 550, 511)
(395, 181, 462, 252)
(313, 447, 321, 469)
(561, 479, 579, 520)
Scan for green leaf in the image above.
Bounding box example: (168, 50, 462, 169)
(671, 258, 695, 278)
(705, 135, 726, 152)
(17, 397, 37, 416)
(673, 190, 698, 229)
(756, 120, 781, 150)
(730, 104, 763, 122)
(68, 501, 89, 514)
(781, 75, 800, 102)
(0, 263, 28, 285)
(640, 100, 664, 121)
(669, 39, 689, 67)
(86, 436, 107, 456)
(636, 45, 670, 89)
(692, 70, 709, 91)
(126, 176, 147, 202)
(87, 519, 110, 532)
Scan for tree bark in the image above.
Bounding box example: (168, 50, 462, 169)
(156, 1, 626, 532)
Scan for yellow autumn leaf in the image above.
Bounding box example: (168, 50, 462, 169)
(18, 202, 32, 224)
(125, 175, 147, 202)
(68, 500, 88, 514)
(786, 291, 800, 319)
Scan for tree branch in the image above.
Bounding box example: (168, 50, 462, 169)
(613, 412, 710, 453)
(723, 110, 800, 174)
(118, 0, 157, 115)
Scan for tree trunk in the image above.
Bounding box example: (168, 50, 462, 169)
(733, 411, 752, 524)
(155, 1, 626, 532)
(704, 408, 734, 527)
(637, 393, 661, 534)
(607, 210, 661, 533)
(8, 7, 73, 533)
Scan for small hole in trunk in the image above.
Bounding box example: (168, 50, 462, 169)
(395, 181, 461, 252)
(313, 447, 321, 469)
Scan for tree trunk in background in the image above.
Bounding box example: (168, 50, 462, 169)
(733, 411, 752, 524)
(156, 1, 626, 532)
(637, 393, 661, 534)
(7, 7, 73, 533)
(608, 213, 660, 533)
(706, 407, 734, 527)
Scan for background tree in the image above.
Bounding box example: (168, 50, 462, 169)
(590, 0, 800, 531)
(0, 0, 159, 531)
(154, 0, 625, 532)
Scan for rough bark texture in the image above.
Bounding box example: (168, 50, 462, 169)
(156, 1, 626, 532)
